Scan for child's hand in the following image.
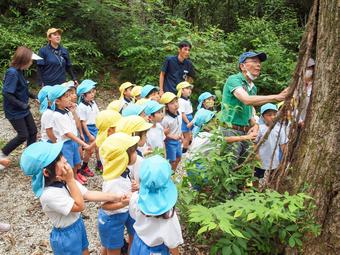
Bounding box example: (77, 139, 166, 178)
(246, 132, 258, 141)
(57, 163, 74, 182)
(143, 146, 153, 155)
(121, 193, 131, 206)
(187, 121, 193, 128)
(83, 143, 91, 150)
(68, 102, 77, 112)
(131, 180, 140, 192)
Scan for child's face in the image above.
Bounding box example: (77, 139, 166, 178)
(138, 131, 147, 147)
(44, 155, 69, 180)
(84, 88, 96, 102)
(134, 95, 141, 101)
(124, 87, 133, 98)
(107, 127, 116, 137)
(148, 91, 160, 102)
(262, 110, 277, 125)
(127, 148, 137, 165)
(167, 98, 179, 114)
(181, 87, 192, 97)
(56, 91, 71, 109)
(203, 97, 215, 109)
(69, 88, 77, 103)
(150, 108, 164, 123)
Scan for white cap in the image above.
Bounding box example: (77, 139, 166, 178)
(32, 53, 43, 60)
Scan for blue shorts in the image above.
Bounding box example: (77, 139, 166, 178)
(130, 233, 169, 255)
(50, 217, 89, 255)
(181, 113, 193, 132)
(62, 140, 81, 168)
(165, 139, 182, 162)
(97, 209, 135, 249)
(83, 124, 98, 143)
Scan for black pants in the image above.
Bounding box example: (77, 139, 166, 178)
(2, 112, 37, 155)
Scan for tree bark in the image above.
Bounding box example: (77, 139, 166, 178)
(282, 0, 340, 254)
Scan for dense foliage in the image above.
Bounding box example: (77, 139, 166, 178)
(0, 0, 308, 95)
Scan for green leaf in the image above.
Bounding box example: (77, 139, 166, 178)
(295, 238, 303, 246)
(234, 209, 243, 218)
(232, 243, 242, 255)
(286, 225, 298, 232)
(222, 246, 233, 255)
(289, 236, 296, 247)
(247, 212, 257, 221)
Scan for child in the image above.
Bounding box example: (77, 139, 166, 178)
(176, 81, 194, 153)
(119, 81, 134, 110)
(140, 84, 160, 102)
(48, 85, 90, 184)
(197, 92, 216, 110)
(77, 79, 101, 176)
(95, 109, 122, 148)
(98, 132, 140, 255)
(107, 99, 124, 113)
(38, 85, 57, 142)
(255, 103, 288, 182)
(20, 141, 126, 255)
(160, 92, 182, 170)
(129, 155, 183, 254)
(122, 103, 148, 121)
(116, 116, 153, 182)
(131, 85, 142, 102)
(144, 100, 166, 153)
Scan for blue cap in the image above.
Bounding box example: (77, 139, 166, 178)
(260, 103, 277, 115)
(20, 141, 64, 197)
(239, 52, 267, 64)
(192, 108, 215, 136)
(122, 103, 146, 117)
(144, 100, 164, 116)
(197, 92, 215, 110)
(138, 155, 177, 216)
(47, 85, 70, 110)
(141, 84, 158, 98)
(37, 86, 53, 113)
(77, 79, 97, 97)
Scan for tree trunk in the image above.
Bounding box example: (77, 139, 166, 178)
(282, 0, 340, 254)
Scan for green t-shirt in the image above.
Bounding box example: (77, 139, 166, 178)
(220, 72, 257, 126)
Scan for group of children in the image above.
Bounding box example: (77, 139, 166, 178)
(17, 78, 287, 254)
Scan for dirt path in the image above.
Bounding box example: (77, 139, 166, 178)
(0, 89, 208, 255)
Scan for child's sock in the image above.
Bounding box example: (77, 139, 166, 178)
(96, 160, 102, 168)
(81, 162, 88, 170)
(182, 148, 188, 153)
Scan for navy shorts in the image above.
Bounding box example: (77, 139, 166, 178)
(165, 139, 182, 162)
(62, 140, 81, 168)
(97, 209, 135, 249)
(130, 233, 169, 255)
(181, 113, 193, 132)
(83, 124, 98, 143)
(50, 217, 89, 255)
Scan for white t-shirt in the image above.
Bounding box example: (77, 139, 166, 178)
(128, 155, 144, 182)
(189, 132, 213, 156)
(40, 108, 54, 142)
(102, 175, 131, 215)
(161, 113, 182, 137)
(178, 98, 193, 115)
(40, 181, 88, 228)
(53, 109, 78, 142)
(77, 101, 100, 125)
(256, 123, 288, 170)
(146, 123, 166, 149)
(129, 192, 183, 249)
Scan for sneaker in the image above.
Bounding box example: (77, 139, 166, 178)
(0, 153, 10, 170)
(76, 172, 87, 183)
(0, 222, 11, 233)
(76, 174, 85, 185)
(82, 166, 94, 177)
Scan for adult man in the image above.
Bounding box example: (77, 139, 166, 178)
(159, 40, 195, 95)
(220, 51, 287, 162)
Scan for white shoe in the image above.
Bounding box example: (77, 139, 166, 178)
(0, 222, 11, 232)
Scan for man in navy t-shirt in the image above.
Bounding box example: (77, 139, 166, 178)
(159, 40, 195, 95)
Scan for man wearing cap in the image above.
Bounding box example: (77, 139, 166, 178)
(37, 28, 77, 86)
(220, 51, 287, 161)
(159, 40, 195, 95)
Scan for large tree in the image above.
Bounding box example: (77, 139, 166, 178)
(269, 0, 339, 253)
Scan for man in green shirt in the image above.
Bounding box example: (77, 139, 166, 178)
(221, 51, 287, 162)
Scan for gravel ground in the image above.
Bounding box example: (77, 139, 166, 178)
(0, 89, 209, 255)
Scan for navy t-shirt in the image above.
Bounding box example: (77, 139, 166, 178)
(2, 67, 30, 120)
(161, 55, 195, 94)
(37, 44, 72, 86)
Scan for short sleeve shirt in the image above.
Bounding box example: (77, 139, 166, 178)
(2, 67, 30, 120)
(53, 108, 78, 142)
(161, 56, 195, 94)
(77, 101, 100, 125)
(161, 113, 182, 137)
(220, 72, 257, 126)
(178, 97, 193, 115)
(37, 44, 72, 85)
(146, 123, 166, 149)
(40, 108, 55, 141)
(40, 181, 88, 228)
(129, 192, 184, 249)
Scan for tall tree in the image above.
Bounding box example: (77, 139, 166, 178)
(269, 0, 339, 253)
